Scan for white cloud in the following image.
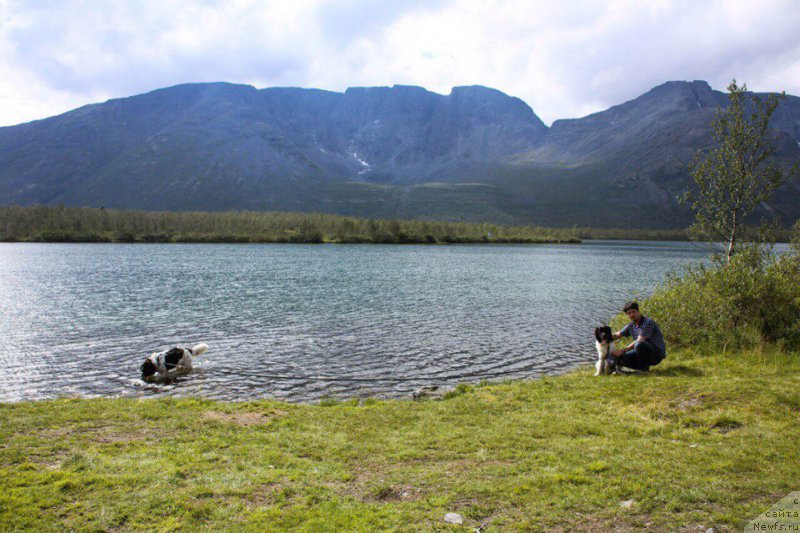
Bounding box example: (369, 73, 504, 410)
(1, 0, 799, 127)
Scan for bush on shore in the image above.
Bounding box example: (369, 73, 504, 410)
(613, 242, 800, 351)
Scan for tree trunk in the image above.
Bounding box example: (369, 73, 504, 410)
(726, 211, 738, 263)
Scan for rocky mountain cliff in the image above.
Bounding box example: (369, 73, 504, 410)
(1, 80, 798, 228)
(502, 81, 800, 226)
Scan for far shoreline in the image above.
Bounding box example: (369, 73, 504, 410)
(2, 205, 793, 244)
(0, 237, 582, 245)
(2, 237, 794, 245)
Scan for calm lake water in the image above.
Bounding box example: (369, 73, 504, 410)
(0, 240, 726, 402)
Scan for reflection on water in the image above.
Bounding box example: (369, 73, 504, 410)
(0, 241, 722, 402)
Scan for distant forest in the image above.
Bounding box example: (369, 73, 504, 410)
(0, 206, 581, 244)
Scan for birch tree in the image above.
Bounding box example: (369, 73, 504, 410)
(684, 79, 796, 262)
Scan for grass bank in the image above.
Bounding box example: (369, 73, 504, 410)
(1, 348, 797, 531)
(2, 206, 796, 244)
(0, 206, 579, 244)
(574, 226, 794, 242)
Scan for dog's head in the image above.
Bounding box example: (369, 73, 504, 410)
(595, 325, 613, 345)
(140, 358, 157, 379)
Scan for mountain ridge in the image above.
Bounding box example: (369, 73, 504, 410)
(1, 80, 798, 228)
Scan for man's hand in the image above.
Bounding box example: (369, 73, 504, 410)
(610, 349, 624, 357)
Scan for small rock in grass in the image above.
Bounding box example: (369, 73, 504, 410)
(689, 444, 698, 448)
(412, 385, 441, 399)
(620, 499, 635, 509)
(444, 512, 464, 524)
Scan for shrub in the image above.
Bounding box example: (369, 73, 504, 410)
(141, 233, 173, 243)
(613, 244, 800, 350)
(114, 232, 136, 243)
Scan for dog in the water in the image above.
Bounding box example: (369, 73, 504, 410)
(140, 343, 208, 381)
(594, 326, 614, 376)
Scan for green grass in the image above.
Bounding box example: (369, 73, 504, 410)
(574, 226, 794, 242)
(0, 205, 580, 244)
(1, 347, 798, 531)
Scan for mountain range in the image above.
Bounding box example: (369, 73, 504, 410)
(1, 80, 799, 228)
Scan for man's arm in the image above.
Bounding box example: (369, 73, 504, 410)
(612, 322, 631, 342)
(612, 335, 646, 357)
(615, 322, 632, 340)
(611, 324, 633, 356)
(612, 342, 634, 357)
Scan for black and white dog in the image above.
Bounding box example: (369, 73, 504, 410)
(594, 326, 614, 376)
(140, 343, 208, 381)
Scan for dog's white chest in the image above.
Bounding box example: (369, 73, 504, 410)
(594, 341, 611, 376)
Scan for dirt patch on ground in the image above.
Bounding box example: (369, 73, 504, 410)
(17, 426, 167, 470)
(367, 484, 423, 502)
(41, 451, 71, 470)
(243, 479, 294, 507)
(201, 409, 287, 427)
(30, 425, 166, 445)
(341, 463, 425, 503)
(344, 458, 515, 503)
(30, 426, 75, 440)
(675, 393, 718, 411)
(647, 393, 716, 420)
(92, 428, 166, 444)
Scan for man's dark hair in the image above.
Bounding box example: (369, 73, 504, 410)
(623, 301, 639, 313)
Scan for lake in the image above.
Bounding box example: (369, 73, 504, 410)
(0, 240, 726, 402)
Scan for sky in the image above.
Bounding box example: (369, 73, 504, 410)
(1, 0, 799, 127)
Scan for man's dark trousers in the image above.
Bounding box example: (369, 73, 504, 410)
(610, 340, 665, 371)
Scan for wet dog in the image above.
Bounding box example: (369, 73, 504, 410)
(594, 326, 614, 376)
(140, 343, 208, 381)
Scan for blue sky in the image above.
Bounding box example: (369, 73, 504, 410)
(1, 0, 799, 127)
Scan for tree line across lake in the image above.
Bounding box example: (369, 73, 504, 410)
(0, 206, 581, 244)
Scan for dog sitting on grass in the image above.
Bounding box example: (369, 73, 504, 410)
(140, 343, 208, 382)
(594, 326, 614, 375)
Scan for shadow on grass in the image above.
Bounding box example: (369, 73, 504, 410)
(652, 364, 704, 377)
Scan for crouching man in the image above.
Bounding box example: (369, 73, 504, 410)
(609, 301, 666, 372)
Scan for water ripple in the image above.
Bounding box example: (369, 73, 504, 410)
(0, 241, 723, 402)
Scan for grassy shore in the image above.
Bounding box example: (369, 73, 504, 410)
(0, 206, 579, 244)
(574, 226, 794, 242)
(4, 205, 796, 244)
(1, 347, 798, 531)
